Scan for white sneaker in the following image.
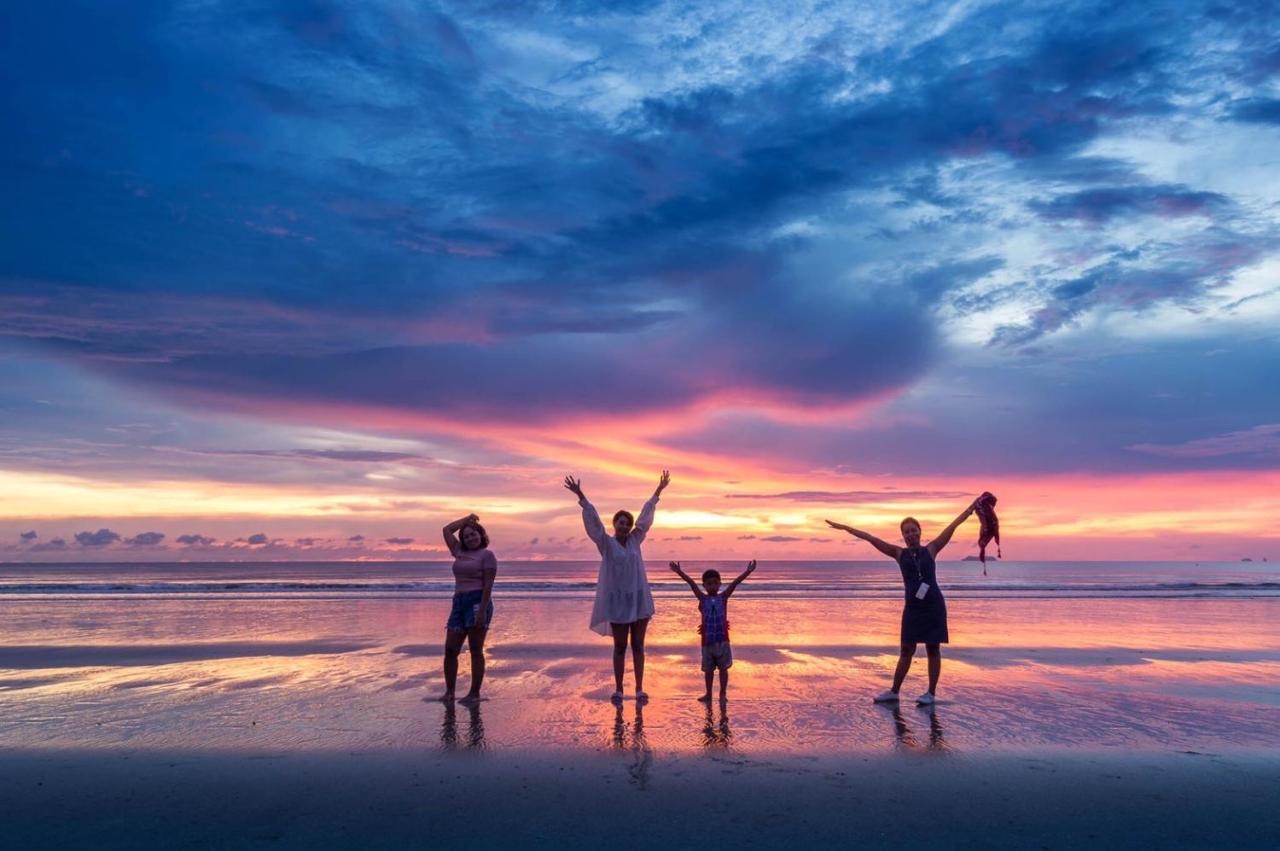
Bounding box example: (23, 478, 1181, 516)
(916, 692, 935, 705)
(873, 689, 900, 703)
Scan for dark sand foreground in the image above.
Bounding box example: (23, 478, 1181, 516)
(2, 747, 1277, 849)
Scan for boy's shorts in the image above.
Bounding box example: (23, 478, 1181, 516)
(701, 640, 733, 673)
(447, 589, 494, 631)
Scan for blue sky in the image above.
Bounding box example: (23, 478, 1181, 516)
(1, 0, 1278, 559)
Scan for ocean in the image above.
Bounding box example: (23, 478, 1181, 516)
(2, 559, 1276, 599)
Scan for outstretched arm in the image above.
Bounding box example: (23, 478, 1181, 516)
(442, 513, 478, 556)
(825, 520, 902, 560)
(632, 469, 670, 545)
(927, 499, 978, 557)
(565, 476, 606, 548)
(669, 561, 705, 599)
(723, 559, 757, 599)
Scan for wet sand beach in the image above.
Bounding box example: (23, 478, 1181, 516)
(1, 564, 1278, 847)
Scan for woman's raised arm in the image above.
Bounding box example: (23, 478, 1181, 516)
(825, 519, 902, 560)
(442, 513, 478, 556)
(632, 470, 669, 545)
(565, 475, 606, 547)
(926, 499, 978, 558)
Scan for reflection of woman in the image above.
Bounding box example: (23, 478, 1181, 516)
(888, 705, 947, 752)
(440, 701, 485, 750)
(564, 471, 670, 701)
(826, 498, 976, 705)
(439, 513, 497, 705)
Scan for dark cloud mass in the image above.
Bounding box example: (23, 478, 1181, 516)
(1030, 186, 1228, 223)
(384, 537, 414, 545)
(176, 534, 216, 546)
(20, 530, 37, 541)
(1229, 98, 1280, 125)
(245, 533, 270, 546)
(75, 529, 121, 547)
(124, 531, 165, 546)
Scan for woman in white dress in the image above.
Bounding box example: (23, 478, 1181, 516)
(564, 470, 670, 701)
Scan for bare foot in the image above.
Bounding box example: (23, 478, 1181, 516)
(458, 693, 482, 705)
(697, 693, 712, 703)
(437, 692, 456, 702)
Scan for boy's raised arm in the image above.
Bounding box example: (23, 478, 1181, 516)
(723, 559, 757, 598)
(669, 561, 705, 598)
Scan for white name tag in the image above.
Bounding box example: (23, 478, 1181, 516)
(915, 582, 930, 600)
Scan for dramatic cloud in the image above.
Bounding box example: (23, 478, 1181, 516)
(124, 531, 165, 546)
(0, 0, 1277, 560)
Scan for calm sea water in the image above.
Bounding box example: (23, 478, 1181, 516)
(0, 559, 1275, 598)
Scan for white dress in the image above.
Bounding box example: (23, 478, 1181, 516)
(580, 495, 658, 635)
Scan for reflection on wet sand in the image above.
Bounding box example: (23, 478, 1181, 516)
(612, 701, 653, 788)
(702, 700, 733, 749)
(886, 705, 948, 753)
(440, 701, 486, 750)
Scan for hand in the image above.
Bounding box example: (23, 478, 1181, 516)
(466, 513, 479, 524)
(563, 475, 584, 498)
(669, 561, 682, 574)
(825, 519, 851, 533)
(745, 559, 757, 574)
(656, 469, 671, 494)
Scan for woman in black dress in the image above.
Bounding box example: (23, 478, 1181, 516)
(826, 498, 977, 705)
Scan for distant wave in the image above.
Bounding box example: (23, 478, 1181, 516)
(1, 579, 1277, 598)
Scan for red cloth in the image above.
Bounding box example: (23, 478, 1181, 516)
(975, 491, 1001, 566)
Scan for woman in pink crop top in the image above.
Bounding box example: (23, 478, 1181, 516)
(439, 513, 498, 705)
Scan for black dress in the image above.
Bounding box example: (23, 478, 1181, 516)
(897, 546, 949, 644)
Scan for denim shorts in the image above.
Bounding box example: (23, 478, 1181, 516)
(701, 640, 733, 673)
(447, 589, 494, 632)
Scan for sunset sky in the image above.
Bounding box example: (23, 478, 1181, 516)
(2, 1, 1278, 562)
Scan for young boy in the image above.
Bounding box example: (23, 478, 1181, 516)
(669, 560, 757, 702)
